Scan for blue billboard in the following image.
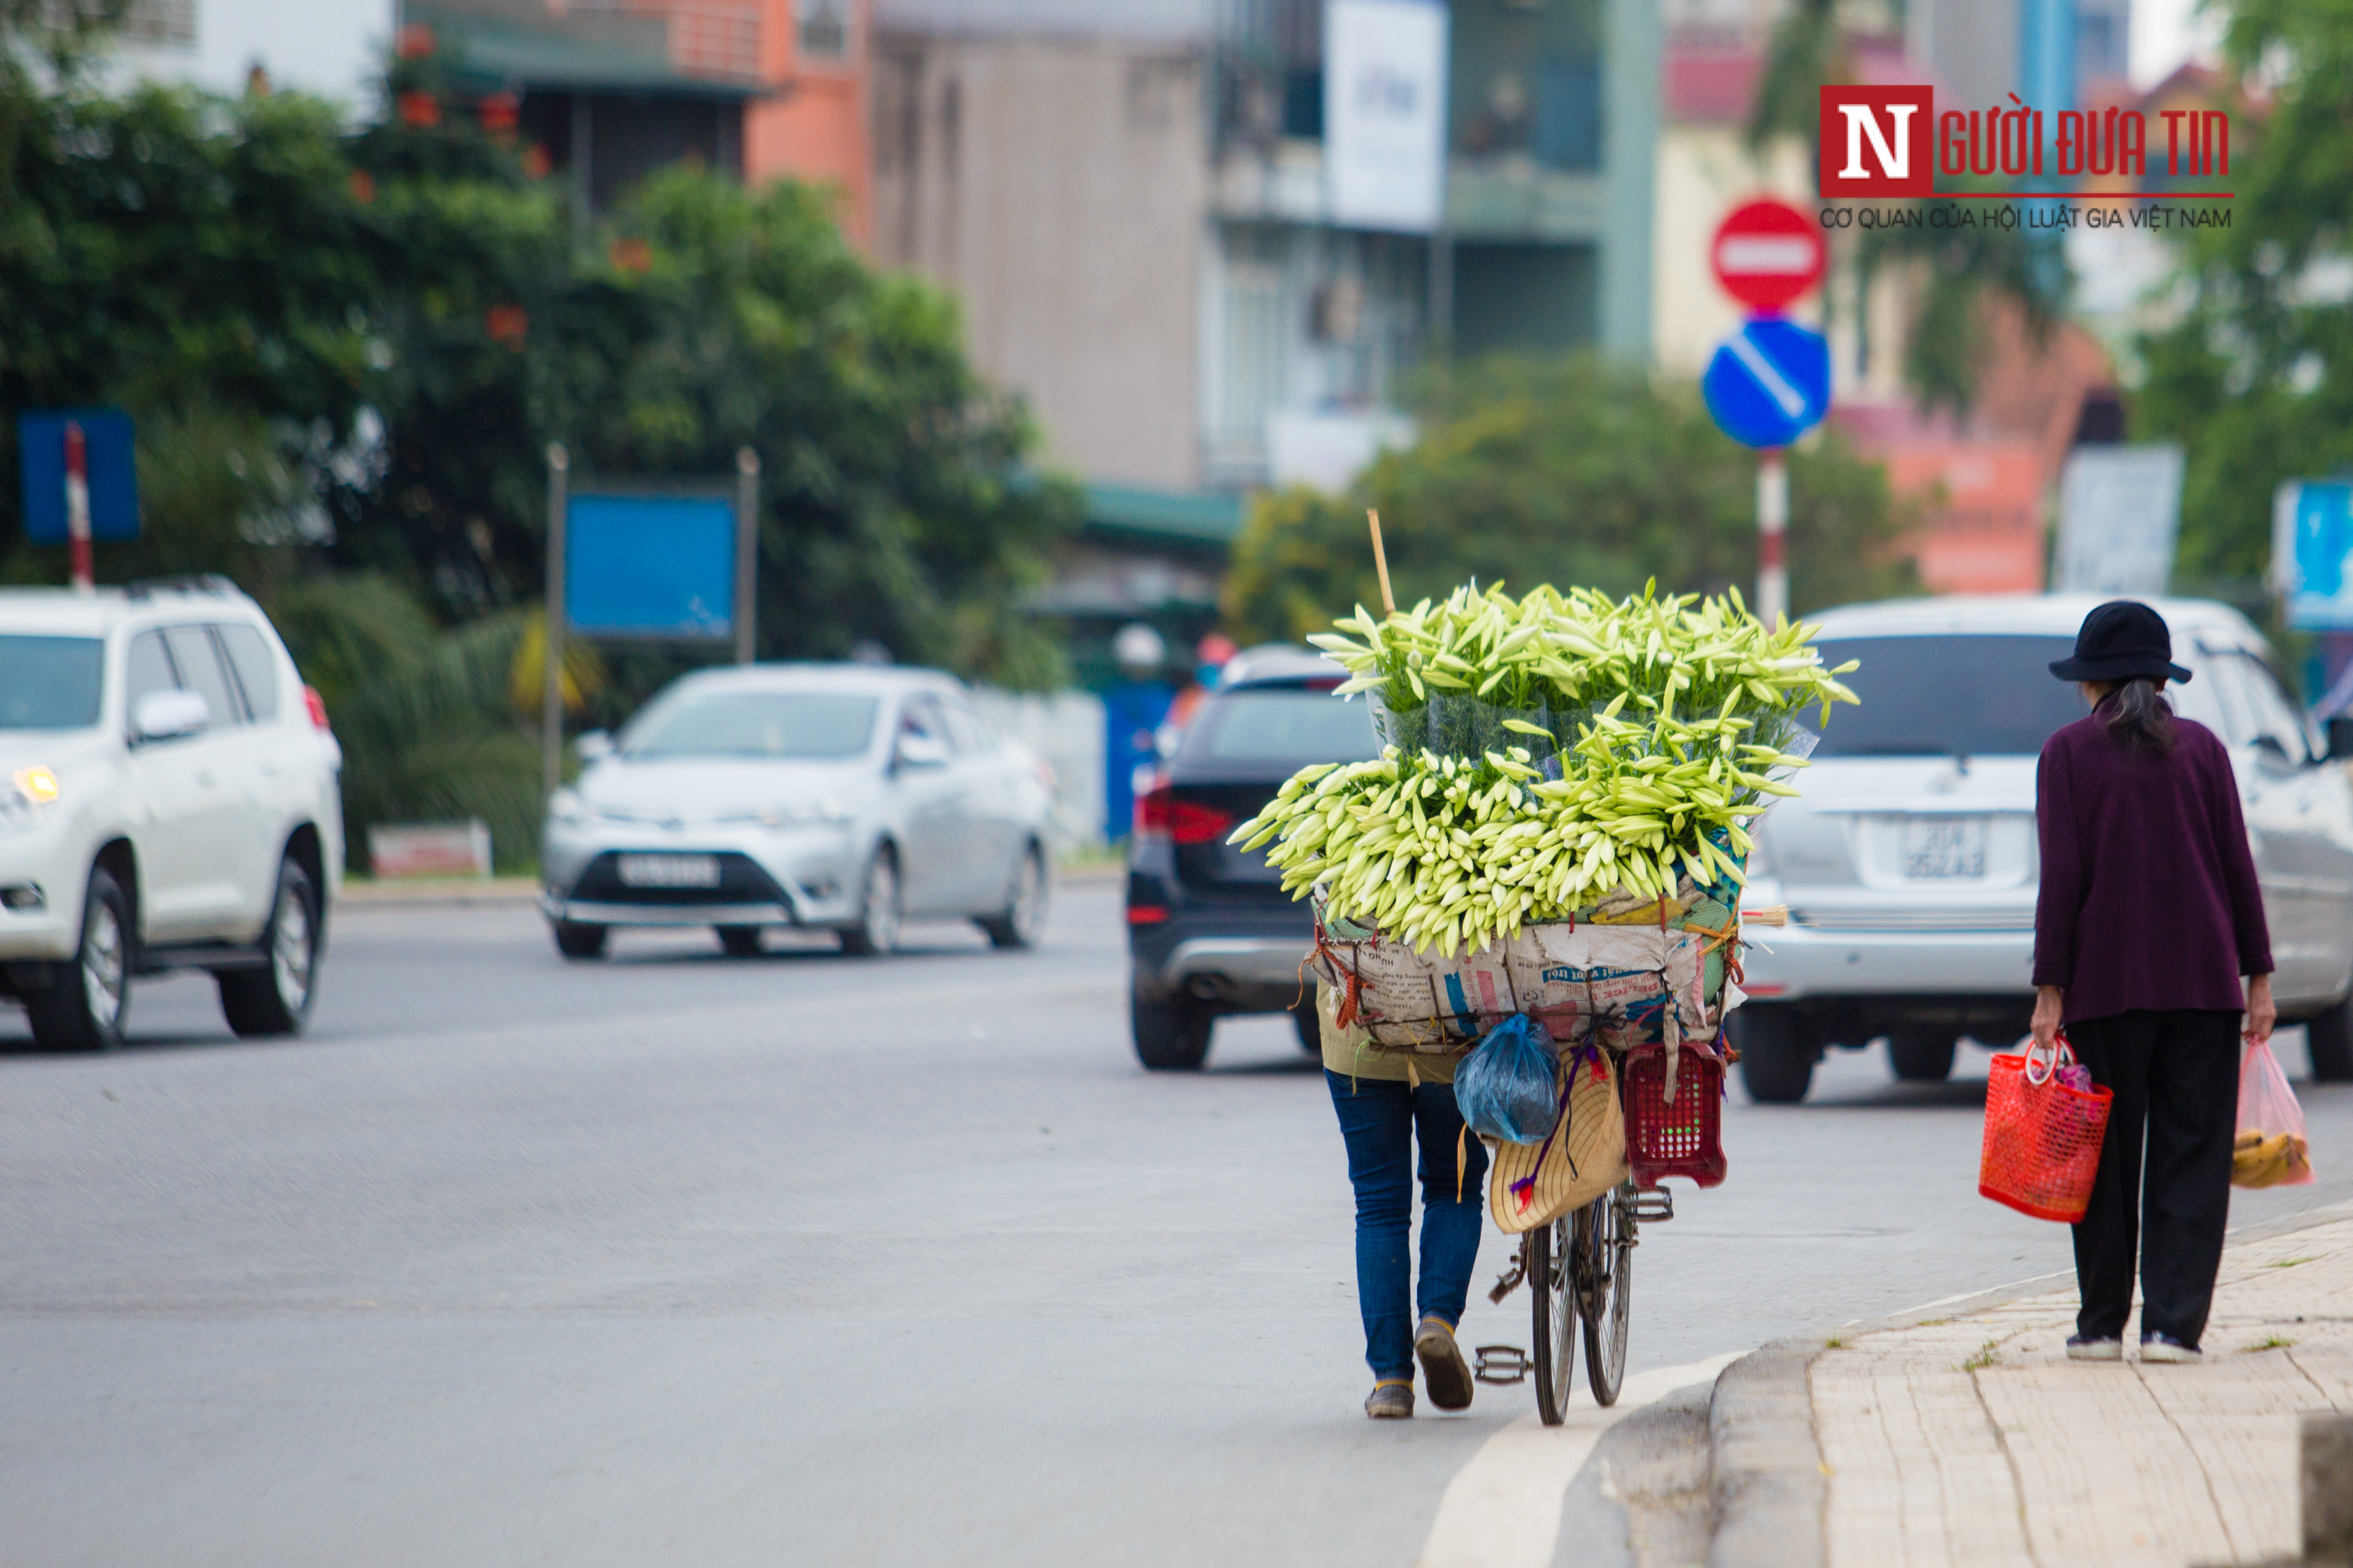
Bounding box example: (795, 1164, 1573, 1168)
(19, 409, 140, 543)
(565, 493, 737, 640)
(2277, 481, 2353, 630)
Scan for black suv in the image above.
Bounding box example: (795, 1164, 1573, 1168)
(1125, 646, 1379, 1069)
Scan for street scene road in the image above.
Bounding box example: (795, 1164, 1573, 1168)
(10, 880, 2351, 1566)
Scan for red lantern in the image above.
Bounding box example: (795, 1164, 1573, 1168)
(608, 237, 653, 274)
(349, 169, 377, 204)
(397, 91, 441, 128)
(396, 23, 435, 59)
(485, 305, 529, 344)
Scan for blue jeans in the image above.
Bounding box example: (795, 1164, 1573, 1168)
(1326, 1070, 1489, 1381)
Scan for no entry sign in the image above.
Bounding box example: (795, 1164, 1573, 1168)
(1710, 198, 1826, 313)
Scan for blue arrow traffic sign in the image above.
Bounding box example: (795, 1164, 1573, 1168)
(1702, 317, 1831, 450)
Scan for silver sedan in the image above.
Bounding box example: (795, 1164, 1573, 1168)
(540, 665, 1053, 959)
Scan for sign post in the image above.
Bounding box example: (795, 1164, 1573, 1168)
(1757, 451, 1789, 627)
(543, 443, 570, 806)
(64, 422, 94, 594)
(1703, 196, 1830, 625)
(734, 446, 759, 666)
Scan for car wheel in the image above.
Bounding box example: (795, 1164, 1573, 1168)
(2306, 993, 2353, 1082)
(219, 857, 322, 1038)
(977, 842, 1048, 950)
(554, 920, 609, 960)
(1887, 1031, 1956, 1082)
(838, 848, 902, 956)
(1730, 1003, 1815, 1104)
(717, 925, 764, 958)
(27, 864, 132, 1053)
(1293, 998, 1322, 1055)
(1133, 994, 1212, 1071)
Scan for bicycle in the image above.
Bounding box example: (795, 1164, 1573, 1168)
(1486, 1176, 1675, 1424)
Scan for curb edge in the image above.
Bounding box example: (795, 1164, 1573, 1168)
(1706, 1337, 1825, 1568)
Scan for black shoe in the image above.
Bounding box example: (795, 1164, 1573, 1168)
(2140, 1332, 2202, 1364)
(1414, 1316, 1474, 1411)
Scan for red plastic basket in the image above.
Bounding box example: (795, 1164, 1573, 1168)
(1622, 1045, 1728, 1189)
(1979, 1036, 2113, 1222)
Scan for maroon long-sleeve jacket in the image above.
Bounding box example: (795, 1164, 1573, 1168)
(2032, 710, 2272, 1025)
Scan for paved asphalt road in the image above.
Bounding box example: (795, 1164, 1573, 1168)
(7, 881, 2352, 1566)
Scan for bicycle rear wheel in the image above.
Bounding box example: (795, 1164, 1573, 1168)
(1528, 1216, 1577, 1426)
(1575, 1182, 1633, 1407)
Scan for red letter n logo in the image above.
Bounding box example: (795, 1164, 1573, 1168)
(1818, 86, 1933, 198)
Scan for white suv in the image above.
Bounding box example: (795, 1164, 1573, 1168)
(0, 580, 344, 1050)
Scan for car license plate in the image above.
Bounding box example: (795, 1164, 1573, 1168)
(1900, 817, 1986, 880)
(618, 853, 721, 889)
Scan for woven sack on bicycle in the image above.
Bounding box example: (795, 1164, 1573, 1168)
(1979, 1035, 2113, 1223)
(1488, 1042, 1628, 1234)
(1308, 886, 1729, 1055)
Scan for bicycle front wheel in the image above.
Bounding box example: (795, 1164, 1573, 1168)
(1576, 1183, 1633, 1407)
(1528, 1217, 1576, 1426)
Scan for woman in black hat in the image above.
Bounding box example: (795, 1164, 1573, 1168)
(2032, 599, 2275, 1365)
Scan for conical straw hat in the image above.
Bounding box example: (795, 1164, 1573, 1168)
(1488, 1044, 1628, 1235)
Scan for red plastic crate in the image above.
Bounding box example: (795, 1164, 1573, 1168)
(1622, 1045, 1728, 1189)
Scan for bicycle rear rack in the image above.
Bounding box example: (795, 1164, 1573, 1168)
(1629, 1188, 1676, 1224)
(1474, 1344, 1531, 1385)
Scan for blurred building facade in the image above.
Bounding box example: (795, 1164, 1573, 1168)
(390, 0, 875, 232)
(872, 0, 1661, 497)
(871, 0, 1660, 671)
(109, 0, 396, 108)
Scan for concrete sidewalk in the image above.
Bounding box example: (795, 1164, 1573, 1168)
(1807, 1205, 2353, 1567)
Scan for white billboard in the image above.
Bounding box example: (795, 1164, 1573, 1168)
(2053, 445, 2185, 595)
(1324, 0, 1450, 234)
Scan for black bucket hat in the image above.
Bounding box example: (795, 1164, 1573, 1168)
(2048, 600, 2192, 685)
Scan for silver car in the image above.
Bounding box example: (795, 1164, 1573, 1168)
(540, 665, 1053, 959)
(1731, 594, 2353, 1102)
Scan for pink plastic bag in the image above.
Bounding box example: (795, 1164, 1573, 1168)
(2233, 1039, 2315, 1189)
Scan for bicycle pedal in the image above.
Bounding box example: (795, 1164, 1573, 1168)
(1473, 1344, 1531, 1385)
(1629, 1188, 1675, 1223)
(1486, 1257, 1528, 1304)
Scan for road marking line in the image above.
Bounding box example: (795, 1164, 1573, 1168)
(1413, 1350, 1742, 1568)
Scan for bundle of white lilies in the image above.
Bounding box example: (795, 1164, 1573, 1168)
(1230, 582, 1857, 958)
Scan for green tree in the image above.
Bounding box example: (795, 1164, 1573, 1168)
(533, 169, 1078, 690)
(2134, 1, 2337, 588)
(1222, 355, 1916, 643)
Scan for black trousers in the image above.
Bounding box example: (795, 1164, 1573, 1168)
(2066, 1009, 2240, 1346)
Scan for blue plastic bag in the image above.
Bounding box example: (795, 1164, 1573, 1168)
(1455, 1013, 1561, 1144)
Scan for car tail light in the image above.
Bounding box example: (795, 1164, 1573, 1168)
(1134, 784, 1233, 846)
(303, 685, 332, 731)
(1126, 905, 1171, 925)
